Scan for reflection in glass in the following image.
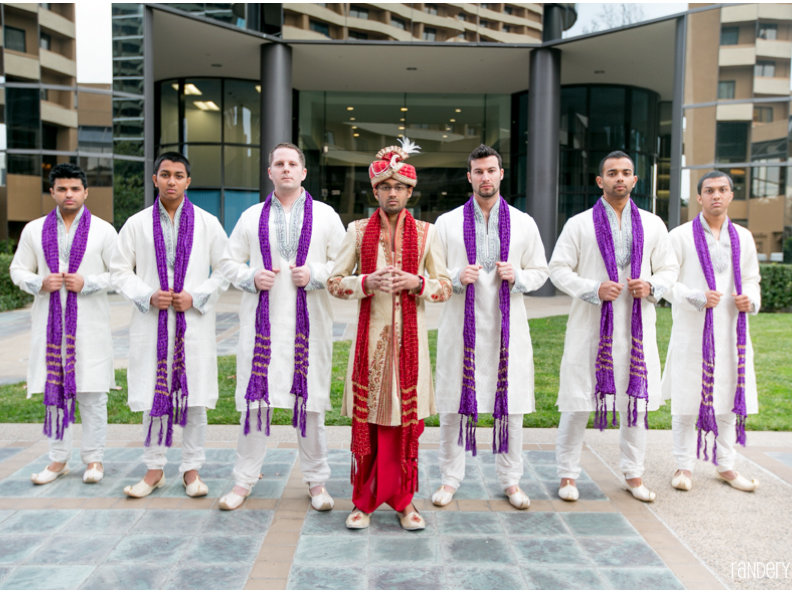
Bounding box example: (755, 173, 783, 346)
(224, 80, 260, 145)
(183, 145, 221, 186)
(224, 190, 260, 235)
(224, 146, 259, 188)
(184, 80, 222, 142)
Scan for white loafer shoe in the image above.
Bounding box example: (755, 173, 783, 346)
(31, 464, 69, 485)
(625, 481, 656, 502)
(345, 509, 370, 529)
(83, 463, 104, 484)
(183, 474, 208, 498)
(558, 483, 579, 502)
(309, 486, 334, 511)
(505, 486, 531, 510)
(431, 486, 455, 507)
(670, 471, 692, 491)
(719, 472, 758, 492)
(124, 474, 165, 498)
(219, 487, 250, 511)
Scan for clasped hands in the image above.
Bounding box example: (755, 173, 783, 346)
(41, 272, 84, 294)
(364, 265, 421, 294)
(459, 262, 515, 286)
(150, 289, 193, 312)
(703, 290, 752, 312)
(254, 264, 310, 291)
(598, 277, 650, 301)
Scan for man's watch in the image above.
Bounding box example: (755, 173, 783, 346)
(648, 282, 655, 297)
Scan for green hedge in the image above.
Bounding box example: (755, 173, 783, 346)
(0, 253, 33, 312)
(760, 263, 792, 312)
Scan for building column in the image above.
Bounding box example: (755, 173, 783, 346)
(668, 15, 687, 230)
(260, 43, 293, 198)
(144, 6, 155, 207)
(525, 47, 561, 296)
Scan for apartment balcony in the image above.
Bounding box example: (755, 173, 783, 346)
(40, 48, 77, 78)
(756, 38, 792, 60)
(41, 100, 78, 128)
(719, 45, 755, 67)
(720, 4, 758, 24)
(716, 103, 753, 121)
(3, 52, 40, 80)
(39, 8, 76, 38)
(754, 76, 791, 95)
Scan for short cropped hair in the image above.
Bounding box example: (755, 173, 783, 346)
(467, 144, 502, 170)
(49, 162, 87, 189)
(154, 151, 191, 176)
(697, 170, 734, 194)
(598, 150, 634, 176)
(269, 142, 306, 168)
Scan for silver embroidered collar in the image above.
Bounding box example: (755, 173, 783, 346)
(55, 206, 86, 263)
(157, 198, 184, 270)
(272, 190, 306, 262)
(698, 213, 731, 275)
(601, 198, 633, 270)
(473, 198, 500, 272)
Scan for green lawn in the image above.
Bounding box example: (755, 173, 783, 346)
(1, 309, 790, 431)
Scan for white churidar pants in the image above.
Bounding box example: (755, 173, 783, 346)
(231, 410, 330, 491)
(438, 412, 525, 490)
(556, 410, 647, 480)
(142, 406, 207, 474)
(672, 413, 737, 472)
(48, 392, 108, 465)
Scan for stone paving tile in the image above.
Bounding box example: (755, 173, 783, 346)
(24, 534, 123, 565)
(287, 565, 367, 590)
(62, 510, 145, 534)
(0, 535, 50, 565)
(203, 509, 273, 535)
(436, 510, 503, 534)
(369, 535, 439, 564)
(293, 534, 369, 565)
(563, 511, 639, 537)
(369, 565, 444, 590)
(444, 565, 528, 589)
(440, 535, 517, 564)
(0, 510, 16, 527)
(601, 567, 684, 589)
(578, 536, 666, 568)
(512, 536, 591, 565)
(105, 535, 192, 564)
(522, 566, 609, 590)
(133, 510, 208, 534)
(0, 448, 22, 463)
(502, 511, 570, 536)
(81, 565, 172, 590)
(1, 564, 95, 590)
(0, 509, 78, 533)
(165, 563, 250, 590)
(181, 535, 262, 565)
(0, 567, 11, 586)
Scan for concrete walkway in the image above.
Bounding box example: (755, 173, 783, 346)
(0, 292, 791, 589)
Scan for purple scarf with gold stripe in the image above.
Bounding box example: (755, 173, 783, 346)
(41, 208, 91, 439)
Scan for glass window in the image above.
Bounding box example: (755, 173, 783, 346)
(720, 26, 739, 45)
(504, 6, 514, 15)
(457, 13, 465, 21)
(755, 60, 775, 77)
(223, 190, 260, 235)
(113, 57, 144, 78)
(758, 23, 777, 40)
(753, 106, 773, 123)
(7, 154, 40, 175)
(589, 87, 626, 150)
(391, 17, 406, 30)
(715, 122, 749, 163)
(113, 78, 144, 96)
(310, 20, 330, 37)
(183, 145, 221, 186)
(480, 20, 489, 29)
(79, 126, 113, 154)
(224, 146, 259, 188)
(349, 5, 368, 19)
(423, 27, 436, 41)
(112, 16, 143, 37)
(113, 98, 144, 119)
(160, 80, 180, 145)
(224, 80, 260, 145)
(503, 25, 511, 33)
(186, 189, 221, 220)
(751, 165, 785, 198)
(184, 79, 221, 143)
(717, 81, 735, 99)
(425, 4, 438, 15)
(40, 32, 51, 50)
(4, 26, 26, 52)
(349, 30, 368, 40)
(80, 156, 113, 187)
(6, 88, 40, 149)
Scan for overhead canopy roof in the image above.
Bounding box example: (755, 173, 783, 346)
(150, 5, 680, 100)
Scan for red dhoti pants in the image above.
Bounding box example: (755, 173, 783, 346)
(352, 420, 424, 514)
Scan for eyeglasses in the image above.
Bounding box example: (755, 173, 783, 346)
(377, 183, 409, 192)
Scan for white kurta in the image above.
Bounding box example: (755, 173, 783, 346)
(110, 203, 229, 412)
(549, 203, 678, 412)
(661, 217, 760, 416)
(434, 203, 550, 414)
(220, 199, 345, 412)
(10, 211, 117, 397)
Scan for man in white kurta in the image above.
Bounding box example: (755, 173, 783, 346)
(217, 143, 345, 511)
(10, 163, 116, 485)
(432, 145, 549, 510)
(549, 151, 678, 503)
(111, 152, 228, 498)
(662, 171, 760, 492)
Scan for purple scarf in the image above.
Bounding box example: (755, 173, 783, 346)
(244, 193, 314, 436)
(458, 196, 511, 455)
(147, 196, 194, 447)
(41, 208, 91, 439)
(692, 216, 748, 463)
(593, 198, 649, 430)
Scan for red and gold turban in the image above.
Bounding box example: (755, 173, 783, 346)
(369, 137, 421, 188)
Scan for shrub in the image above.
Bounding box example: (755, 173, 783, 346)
(760, 263, 792, 312)
(0, 253, 33, 312)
